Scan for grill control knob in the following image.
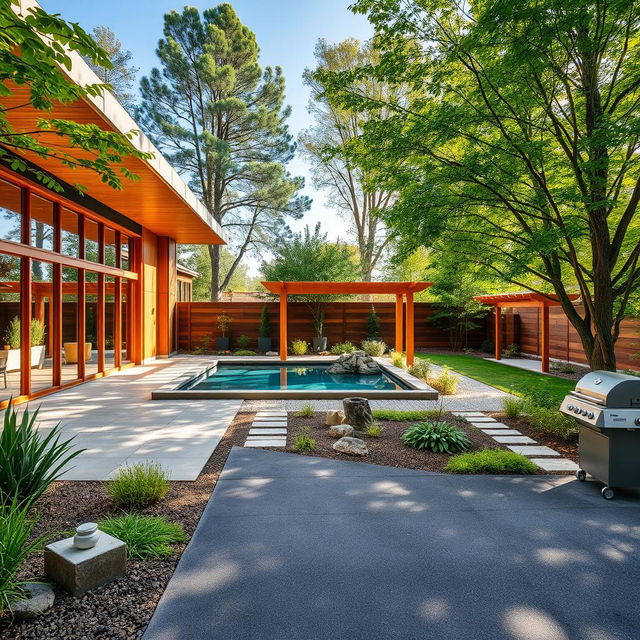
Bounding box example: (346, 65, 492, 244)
(568, 404, 574, 411)
(575, 407, 581, 414)
(635, 417, 640, 426)
(580, 408, 588, 416)
(588, 412, 594, 419)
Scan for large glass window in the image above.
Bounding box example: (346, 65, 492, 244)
(61, 208, 80, 258)
(104, 227, 116, 267)
(85, 276, 99, 378)
(30, 194, 54, 251)
(30, 259, 54, 394)
(121, 235, 130, 270)
(105, 276, 115, 369)
(85, 218, 100, 263)
(61, 268, 80, 384)
(121, 280, 131, 364)
(0, 252, 21, 401)
(0, 179, 21, 243)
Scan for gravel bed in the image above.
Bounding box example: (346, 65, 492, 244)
(0, 412, 255, 640)
(279, 413, 549, 473)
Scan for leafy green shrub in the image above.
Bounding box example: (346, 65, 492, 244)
(0, 404, 84, 507)
(296, 404, 314, 417)
(234, 349, 256, 356)
(522, 403, 578, 440)
(259, 305, 271, 338)
(402, 421, 470, 453)
(236, 334, 251, 349)
(502, 397, 523, 419)
(361, 339, 386, 356)
(366, 305, 381, 339)
(290, 339, 308, 355)
(107, 462, 169, 510)
(408, 359, 431, 381)
(480, 338, 494, 354)
(292, 427, 316, 453)
(0, 501, 42, 613)
(2, 318, 46, 349)
(504, 343, 520, 357)
(330, 341, 356, 355)
(99, 514, 185, 560)
(522, 389, 557, 410)
(445, 448, 537, 474)
(364, 422, 383, 438)
(390, 350, 405, 368)
(428, 367, 460, 395)
(372, 409, 443, 421)
(550, 361, 577, 374)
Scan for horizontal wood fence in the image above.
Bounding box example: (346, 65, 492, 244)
(178, 301, 640, 370)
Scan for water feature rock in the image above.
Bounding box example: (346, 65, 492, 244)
(332, 436, 368, 456)
(343, 397, 374, 429)
(329, 424, 354, 438)
(326, 351, 381, 375)
(11, 583, 55, 620)
(325, 410, 345, 425)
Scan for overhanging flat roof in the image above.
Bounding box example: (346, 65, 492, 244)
(475, 292, 579, 307)
(4, 0, 224, 246)
(262, 281, 432, 295)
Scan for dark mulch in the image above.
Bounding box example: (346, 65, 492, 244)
(0, 412, 255, 640)
(488, 412, 579, 461)
(277, 413, 549, 474)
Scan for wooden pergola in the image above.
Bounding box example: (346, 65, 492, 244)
(261, 281, 432, 365)
(475, 292, 579, 372)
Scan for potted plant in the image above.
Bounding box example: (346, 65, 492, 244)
(216, 314, 231, 350)
(311, 308, 327, 352)
(258, 305, 272, 353)
(4, 317, 46, 372)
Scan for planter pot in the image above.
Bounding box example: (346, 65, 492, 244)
(257, 337, 272, 353)
(312, 337, 328, 352)
(5, 345, 45, 372)
(64, 342, 92, 364)
(216, 337, 230, 350)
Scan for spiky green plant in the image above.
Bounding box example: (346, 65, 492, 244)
(107, 462, 169, 510)
(402, 421, 470, 454)
(0, 404, 84, 507)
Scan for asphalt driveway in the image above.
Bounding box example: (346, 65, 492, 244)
(144, 447, 640, 640)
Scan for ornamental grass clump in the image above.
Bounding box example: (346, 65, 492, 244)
(390, 350, 405, 368)
(428, 366, 460, 395)
(445, 448, 537, 474)
(290, 339, 308, 355)
(0, 404, 84, 508)
(107, 462, 169, 510)
(99, 514, 185, 560)
(296, 403, 314, 417)
(330, 341, 356, 355)
(408, 359, 431, 381)
(502, 396, 523, 419)
(361, 340, 386, 357)
(402, 421, 470, 454)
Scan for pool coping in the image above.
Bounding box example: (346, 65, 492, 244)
(151, 357, 438, 400)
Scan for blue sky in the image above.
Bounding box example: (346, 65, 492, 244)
(41, 1, 373, 272)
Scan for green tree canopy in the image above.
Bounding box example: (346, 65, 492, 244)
(0, 1, 151, 193)
(137, 4, 310, 300)
(320, 0, 640, 370)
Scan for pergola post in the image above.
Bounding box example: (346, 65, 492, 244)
(405, 291, 415, 366)
(279, 286, 287, 361)
(494, 305, 502, 361)
(541, 303, 550, 373)
(395, 293, 404, 353)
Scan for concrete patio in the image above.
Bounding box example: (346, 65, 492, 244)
(143, 448, 640, 640)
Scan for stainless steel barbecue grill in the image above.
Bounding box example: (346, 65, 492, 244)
(560, 370, 640, 499)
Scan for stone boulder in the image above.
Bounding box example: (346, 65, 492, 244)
(11, 583, 55, 620)
(343, 397, 374, 429)
(326, 351, 381, 375)
(329, 424, 354, 438)
(332, 436, 368, 456)
(325, 410, 345, 426)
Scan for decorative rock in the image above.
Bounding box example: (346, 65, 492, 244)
(74, 522, 100, 549)
(326, 351, 381, 375)
(329, 424, 354, 438)
(332, 436, 368, 456)
(10, 583, 55, 620)
(266, 351, 278, 356)
(343, 396, 374, 429)
(325, 410, 345, 426)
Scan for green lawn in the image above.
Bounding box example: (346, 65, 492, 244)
(417, 353, 575, 405)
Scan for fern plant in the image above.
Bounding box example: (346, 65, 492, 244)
(402, 421, 470, 454)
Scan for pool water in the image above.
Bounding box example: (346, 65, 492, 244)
(183, 364, 405, 391)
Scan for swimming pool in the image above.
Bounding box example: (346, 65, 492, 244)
(181, 363, 405, 392)
(152, 358, 438, 400)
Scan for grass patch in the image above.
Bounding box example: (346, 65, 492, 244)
(107, 462, 169, 510)
(445, 448, 537, 474)
(418, 353, 574, 405)
(99, 514, 186, 559)
(296, 404, 314, 418)
(372, 409, 442, 421)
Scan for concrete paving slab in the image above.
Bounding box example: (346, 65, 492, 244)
(508, 445, 560, 456)
(244, 439, 286, 448)
(531, 458, 580, 471)
(144, 447, 640, 640)
(481, 429, 522, 436)
(493, 435, 536, 444)
(463, 416, 496, 423)
(252, 421, 287, 427)
(248, 428, 287, 435)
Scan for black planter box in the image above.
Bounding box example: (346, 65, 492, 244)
(312, 337, 328, 352)
(216, 337, 230, 350)
(258, 337, 272, 353)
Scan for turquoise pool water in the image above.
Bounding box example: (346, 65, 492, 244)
(183, 364, 406, 391)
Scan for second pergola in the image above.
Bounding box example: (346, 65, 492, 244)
(261, 281, 432, 366)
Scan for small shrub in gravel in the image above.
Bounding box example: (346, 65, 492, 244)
(408, 359, 432, 381)
(292, 428, 316, 453)
(390, 351, 405, 368)
(402, 421, 470, 454)
(296, 404, 314, 418)
(330, 341, 356, 355)
(445, 449, 537, 474)
(428, 367, 460, 395)
(361, 340, 386, 357)
(502, 397, 523, 419)
(99, 514, 185, 560)
(290, 339, 308, 355)
(364, 423, 383, 438)
(107, 462, 169, 509)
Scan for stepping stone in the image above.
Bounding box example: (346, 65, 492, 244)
(508, 445, 560, 457)
(493, 435, 536, 444)
(464, 417, 496, 423)
(244, 439, 287, 448)
(249, 428, 287, 436)
(530, 458, 579, 471)
(452, 411, 487, 417)
(255, 414, 287, 419)
(473, 422, 509, 429)
(252, 421, 287, 428)
(482, 429, 522, 436)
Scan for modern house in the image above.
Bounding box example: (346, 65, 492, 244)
(0, 1, 224, 406)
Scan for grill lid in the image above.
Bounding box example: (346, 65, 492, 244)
(574, 370, 640, 407)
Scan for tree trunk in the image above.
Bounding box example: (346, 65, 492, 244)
(208, 244, 221, 302)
